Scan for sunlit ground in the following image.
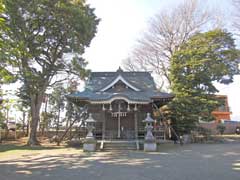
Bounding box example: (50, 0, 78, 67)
(0, 143, 239, 180)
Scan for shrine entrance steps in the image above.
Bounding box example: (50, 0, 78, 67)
(100, 140, 138, 151)
(99, 139, 175, 151)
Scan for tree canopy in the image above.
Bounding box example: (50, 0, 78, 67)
(169, 29, 240, 134)
(1, 0, 99, 145)
(123, 0, 221, 89)
(0, 0, 15, 84)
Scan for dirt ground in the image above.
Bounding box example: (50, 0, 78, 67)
(0, 138, 240, 180)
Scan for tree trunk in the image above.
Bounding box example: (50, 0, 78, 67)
(69, 119, 72, 139)
(26, 111, 31, 137)
(27, 93, 43, 146)
(5, 109, 9, 140)
(22, 111, 26, 133)
(56, 107, 61, 136)
(42, 95, 48, 136)
(41, 124, 45, 136)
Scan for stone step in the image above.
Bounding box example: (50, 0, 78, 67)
(104, 147, 136, 151)
(104, 143, 136, 147)
(103, 141, 137, 151)
(104, 145, 136, 149)
(157, 139, 174, 144)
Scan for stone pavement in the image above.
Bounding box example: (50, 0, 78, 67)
(0, 144, 239, 180)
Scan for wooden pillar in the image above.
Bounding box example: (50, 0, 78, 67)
(134, 109, 138, 139)
(102, 106, 106, 140)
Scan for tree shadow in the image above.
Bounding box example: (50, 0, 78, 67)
(1, 144, 240, 180)
(0, 151, 161, 180)
(0, 144, 63, 152)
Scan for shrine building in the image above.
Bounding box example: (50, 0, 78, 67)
(67, 67, 173, 140)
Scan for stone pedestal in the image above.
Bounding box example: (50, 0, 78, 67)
(144, 140, 157, 151)
(83, 139, 97, 152)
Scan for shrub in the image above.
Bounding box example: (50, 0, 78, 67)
(216, 124, 226, 135)
(195, 126, 212, 136)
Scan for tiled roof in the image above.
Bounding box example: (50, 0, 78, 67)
(67, 69, 173, 102)
(86, 70, 156, 92)
(67, 89, 173, 102)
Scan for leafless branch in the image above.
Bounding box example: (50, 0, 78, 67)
(232, 0, 240, 36)
(49, 77, 68, 87)
(123, 0, 223, 90)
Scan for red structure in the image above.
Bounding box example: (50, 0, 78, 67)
(211, 95, 231, 122)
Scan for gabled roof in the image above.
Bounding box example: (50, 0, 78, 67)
(85, 68, 156, 92)
(100, 74, 140, 92)
(67, 68, 173, 103)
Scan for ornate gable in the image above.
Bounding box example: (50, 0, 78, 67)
(100, 75, 140, 92)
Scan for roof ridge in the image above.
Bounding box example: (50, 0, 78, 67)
(91, 71, 151, 73)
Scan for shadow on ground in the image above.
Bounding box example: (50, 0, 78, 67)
(0, 144, 63, 153)
(0, 150, 158, 180)
(0, 144, 240, 180)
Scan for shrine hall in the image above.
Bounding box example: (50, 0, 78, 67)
(67, 67, 173, 140)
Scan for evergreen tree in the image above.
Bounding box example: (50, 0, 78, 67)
(169, 29, 240, 134)
(1, 0, 99, 145)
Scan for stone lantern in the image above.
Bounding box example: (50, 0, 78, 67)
(142, 113, 157, 151)
(83, 113, 97, 152)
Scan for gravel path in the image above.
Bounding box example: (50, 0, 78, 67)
(0, 144, 239, 180)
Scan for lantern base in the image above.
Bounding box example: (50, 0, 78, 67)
(144, 142, 157, 152)
(83, 141, 96, 152)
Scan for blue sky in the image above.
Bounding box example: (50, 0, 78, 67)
(84, 0, 240, 121)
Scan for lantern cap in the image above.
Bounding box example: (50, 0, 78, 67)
(85, 113, 96, 123)
(142, 113, 154, 123)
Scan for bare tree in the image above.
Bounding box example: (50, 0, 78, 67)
(232, 0, 240, 35)
(123, 0, 222, 90)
